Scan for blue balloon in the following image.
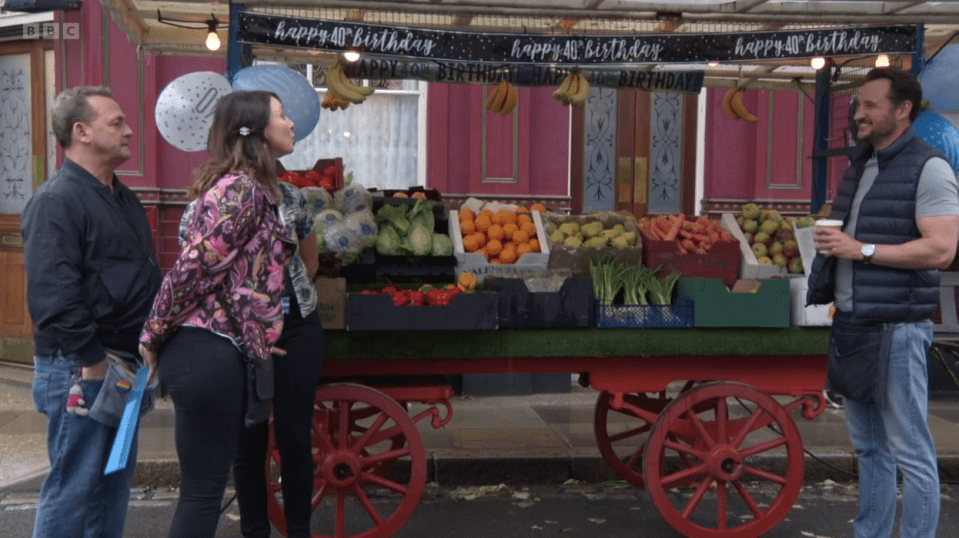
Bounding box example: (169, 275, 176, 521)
(918, 45, 959, 112)
(915, 110, 959, 176)
(231, 65, 320, 142)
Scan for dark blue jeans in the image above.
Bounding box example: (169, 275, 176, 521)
(234, 311, 324, 538)
(32, 353, 138, 538)
(159, 327, 246, 538)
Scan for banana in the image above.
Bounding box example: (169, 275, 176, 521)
(485, 82, 505, 111)
(335, 65, 375, 97)
(730, 88, 758, 122)
(497, 81, 518, 116)
(552, 74, 575, 103)
(566, 74, 590, 106)
(326, 65, 366, 104)
(722, 87, 740, 120)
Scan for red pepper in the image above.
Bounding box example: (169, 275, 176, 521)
(425, 289, 454, 306)
(324, 166, 336, 176)
(359, 289, 379, 295)
(381, 286, 399, 295)
(391, 290, 410, 306)
(408, 290, 426, 306)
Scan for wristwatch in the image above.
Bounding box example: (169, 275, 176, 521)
(861, 243, 876, 263)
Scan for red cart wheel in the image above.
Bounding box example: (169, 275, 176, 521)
(593, 391, 667, 488)
(266, 383, 426, 538)
(643, 382, 804, 538)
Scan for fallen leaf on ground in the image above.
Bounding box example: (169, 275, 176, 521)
(586, 518, 606, 524)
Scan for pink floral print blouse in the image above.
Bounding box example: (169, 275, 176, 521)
(140, 172, 295, 363)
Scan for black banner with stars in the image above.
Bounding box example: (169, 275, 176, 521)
(238, 12, 916, 64)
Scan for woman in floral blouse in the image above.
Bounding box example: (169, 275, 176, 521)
(139, 90, 296, 538)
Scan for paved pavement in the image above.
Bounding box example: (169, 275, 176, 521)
(2, 362, 959, 492)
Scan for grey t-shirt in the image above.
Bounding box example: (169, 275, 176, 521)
(835, 155, 959, 311)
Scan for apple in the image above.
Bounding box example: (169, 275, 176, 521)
(766, 209, 783, 223)
(768, 241, 784, 257)
(783, 239, 799, 258)
(752, 242, 768, 259)
(753, 231, 773, 246)
(757, 256, 774, 265)
(742, 219, 758, 233)
(742, 203, 760, 220)
(788, 256, 804, 274)
(775, 227, 794, 242)
(772, 253, 788, 267)
(743, 232, 754, 244)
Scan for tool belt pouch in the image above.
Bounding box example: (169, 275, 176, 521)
(244, 358, 274, 428)
(827, 319, 894, 407)
(88, 349, 158, 428)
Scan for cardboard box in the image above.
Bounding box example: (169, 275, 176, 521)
(789, 224, 834, 326)
(345, 291, 498, 330)
(483, 276, 593, 328)
(543, 212, 643, 278)
(719, 213, 786, 279)
(450, 211, 551, 284)
(314, 277, 346, 330)
(641, 229, 741, 288)
(676, 277, 790, 327)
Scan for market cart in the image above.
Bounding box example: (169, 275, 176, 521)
(264, 327, 830, 538)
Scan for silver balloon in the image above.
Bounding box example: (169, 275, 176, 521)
(155, 71, 232, 152)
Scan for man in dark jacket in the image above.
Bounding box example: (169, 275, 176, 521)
(20, 86, 161, 538)
(808, 68, 959, 538)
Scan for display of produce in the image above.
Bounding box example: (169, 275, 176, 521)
(456, 207, 543, 264)
(733, 203, 815, 275)
(374, 199, 453, 257)
(546, 216, 639, 250)
(637, 214, 732, 253)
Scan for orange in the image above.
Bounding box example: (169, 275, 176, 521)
(487, 224, 505, 241)
(494, 210, 517, 225)
(516, 206, 529, 212)
(460, 219, 476, 235)
(474, 216, 492, 234)
(520, 221, 537, 237)
(530, 203, 547, 213)
(486, 239, 503, 256)
(468, 232, 487, 249)
(517, 214, 533, 227)
(462, 234, 481, 252)
(393, 192, 409, 198)
(499, 246, 518, 264)
(512, 230, 529, 244)
(459, 208, 475, 221)
(528, 238, 541, 252)
(516, 243, 532, 257)
(503, 223, 519, 238)
(478, 209, 494, 222)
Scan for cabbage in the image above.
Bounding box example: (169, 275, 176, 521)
(323, 221, 364, 262)
(408, 199, 435, 234)
(300, 187, 332, 216)
(376, 224, 402, 255)
(344, 210, 378, 248)
(408, 223, 433, 255)
(314, 208, 344, 231)
(334, 183, 372, 214)
(376, 203, 410, 234)
(432, 233, 453, 256)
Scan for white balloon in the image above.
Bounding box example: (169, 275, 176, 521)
(155, 71, 232, 152)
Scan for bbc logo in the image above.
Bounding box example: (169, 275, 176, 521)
(22, 22, 79, 40)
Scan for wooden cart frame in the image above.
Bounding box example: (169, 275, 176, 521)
(262, 328, 830, 538)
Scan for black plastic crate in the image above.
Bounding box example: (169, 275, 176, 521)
(340, 248, 457, 284)
(346, 291, 498, 330)
(594, 299, 694, 329)
(484, 277, 593, 329)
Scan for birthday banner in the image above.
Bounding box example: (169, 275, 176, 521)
(238, 12, 916, 65)
(342, 60, 705, 93)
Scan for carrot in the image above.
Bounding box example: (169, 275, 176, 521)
(663, 215, 683, 241)
(656, 216, 672, 234)
(679, 230, 711, 244)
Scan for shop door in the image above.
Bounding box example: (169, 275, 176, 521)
(0, 42, 53, 361)
(615, 89, 698, 217)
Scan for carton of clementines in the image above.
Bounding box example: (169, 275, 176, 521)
(450, 209, 551, 284)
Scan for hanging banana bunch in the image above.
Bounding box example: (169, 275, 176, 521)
(326, 64, 375, 105)
(321, 90, 351, 111)
(552, 72, 590, 106)
(484, 80, 518, 116)
(722, 87, 758, 122)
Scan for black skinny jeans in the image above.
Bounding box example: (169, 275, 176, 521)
(233, 310, 324, 538)
(159, 327, 246, 538)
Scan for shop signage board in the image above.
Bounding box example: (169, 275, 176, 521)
(238, 12, 916, 65)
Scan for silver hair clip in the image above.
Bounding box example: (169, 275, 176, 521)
(238, 126, 251, 137)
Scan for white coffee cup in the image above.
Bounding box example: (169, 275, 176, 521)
(815, 219, 844, 254)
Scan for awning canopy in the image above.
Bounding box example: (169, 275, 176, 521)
(100, 0, 959, 90)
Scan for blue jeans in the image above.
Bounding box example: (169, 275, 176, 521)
(844, 320, 939, 538)
(32, 353, 138, 538)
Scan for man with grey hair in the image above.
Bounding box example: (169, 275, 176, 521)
(20, 86, 161, 538)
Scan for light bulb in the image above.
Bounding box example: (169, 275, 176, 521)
(343, 51, 360, 62)
(875, 54, 890, 68)
(810, 57, 826, 70)
(206, 30, 220, 51)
